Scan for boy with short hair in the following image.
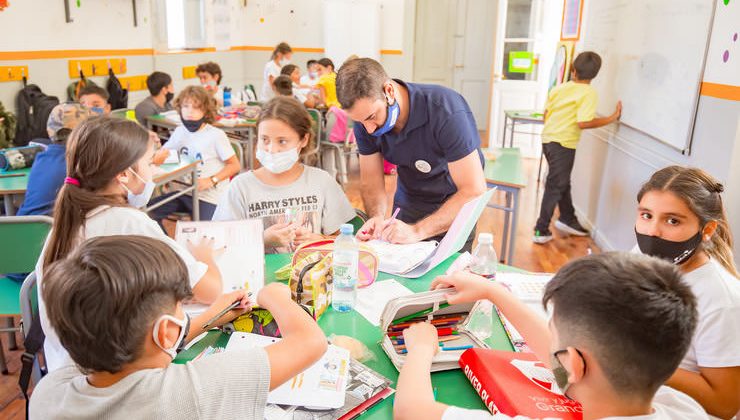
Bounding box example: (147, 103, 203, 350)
(135, 71, 174, 126)
(533, 51, 622, 244)
(31, 235, 327, 419)
(196, 61, 224, 104)
(301, 59, 320, 86)
(395, 252, 708, 419)
(78, 85, 111, 116)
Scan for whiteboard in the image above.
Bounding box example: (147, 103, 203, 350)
(582, 0, 715, 152)
(323, 0, 381, 67)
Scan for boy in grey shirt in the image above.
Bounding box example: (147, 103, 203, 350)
(31, 235, 327, 420)
(134, 71, 174, 126)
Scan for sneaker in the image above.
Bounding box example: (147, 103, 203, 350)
(532, 230, 553, 244)
(554, 219, 589, 237)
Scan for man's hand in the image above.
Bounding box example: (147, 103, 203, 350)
(379, 219, 424, 244)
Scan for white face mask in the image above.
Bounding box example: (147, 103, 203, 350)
(256, 147, 300, 174)
(279, 58, 291, 66)
(122, 167, 156, 208)
(152, 313, 190, 359)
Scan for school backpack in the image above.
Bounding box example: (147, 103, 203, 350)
(0, 101, 17, 149)
(106, 68, 128, 110)
(66, 74, 98, 102)
(15, 84, 59, 146)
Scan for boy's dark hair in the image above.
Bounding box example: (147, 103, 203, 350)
(572, 51, 602, 80)
(317, 58, 335, 71)
(146, 71, 172, 96)
(281, 64, 299, 77)
(307, 59, 318, 67)
(43, 235, 192, 374)
(173, 85, 218, 124)
(273, 75, 294, 96)
(196, 61, 223, 84)
(78, 85, 109, 102)
(543, 252, 697, 397)
(336, 58, 389, 110)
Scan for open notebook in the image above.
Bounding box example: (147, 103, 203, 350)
(365, 188, 495, 278)
(225, 332, 351, 409)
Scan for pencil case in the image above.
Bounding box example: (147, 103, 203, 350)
(292, 239, 379, 288)
(379, 289, 490, 372)
(0, 145, 44, 170)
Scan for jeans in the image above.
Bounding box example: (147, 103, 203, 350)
(535, 142, 577, 233)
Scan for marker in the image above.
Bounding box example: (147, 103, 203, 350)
(441, 345, 474, 351)
(389, 207, 400, 224)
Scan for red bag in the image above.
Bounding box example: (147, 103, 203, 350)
(459, 348, 583, 419)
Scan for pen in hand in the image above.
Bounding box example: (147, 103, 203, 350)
(202, 292, 252, 330)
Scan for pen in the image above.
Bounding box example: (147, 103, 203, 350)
(202, 292, 252, 330)
(441, 345, 473, 351)
(389, 207, 400, 224)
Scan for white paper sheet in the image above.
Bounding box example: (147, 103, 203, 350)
(355, 279, 413, 326)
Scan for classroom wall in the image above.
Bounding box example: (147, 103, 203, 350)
(0, 0, 413, 114)
(570, 0, 740, 263)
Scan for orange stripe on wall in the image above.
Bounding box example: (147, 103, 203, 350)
(0, 49, 154, 60)
(380, 49, 403, 55)
(700, 82, 740, 101)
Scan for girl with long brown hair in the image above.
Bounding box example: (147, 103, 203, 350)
(37, 116, 223, 372)
(635, 165, 740, 418)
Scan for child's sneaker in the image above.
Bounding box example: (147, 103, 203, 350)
(532, 229, 553, 244)
(554, 219, 590, 237)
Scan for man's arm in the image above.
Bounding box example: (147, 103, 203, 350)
(413, 150, 487, 239)
(359, 152, 388, 219)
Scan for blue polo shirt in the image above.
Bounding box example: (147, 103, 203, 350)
(17, 143, 66, 216)
(355, 80, 483, 223)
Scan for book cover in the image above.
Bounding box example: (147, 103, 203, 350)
(459, 348, 583, 419)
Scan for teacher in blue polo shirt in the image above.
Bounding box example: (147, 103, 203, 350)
(336, 58, 486, 251)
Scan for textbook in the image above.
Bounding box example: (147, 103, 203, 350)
(458, 348, 582, 419)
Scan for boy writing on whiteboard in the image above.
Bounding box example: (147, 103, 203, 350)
(533, 52, 622, 244)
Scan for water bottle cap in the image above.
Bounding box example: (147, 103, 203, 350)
(478, 233, 493, 244)
(339, 224, 354, 235)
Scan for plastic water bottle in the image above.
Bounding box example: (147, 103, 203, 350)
(223, 87, 232, 108)
(470, 233, 497, 280)
(332, 224, 359, 312)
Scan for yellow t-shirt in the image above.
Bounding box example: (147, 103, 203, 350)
(541, 81, 598, 149)
(317, 72, 340, 108)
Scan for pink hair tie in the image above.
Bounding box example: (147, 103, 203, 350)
(64, 177, 80, 186)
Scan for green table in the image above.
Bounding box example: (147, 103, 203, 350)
(0, 168, 30, 215)
(176, 254, 522, 419)
(484, 148, 527, 265)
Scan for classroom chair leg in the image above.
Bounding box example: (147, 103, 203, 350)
(0, 337, 7, 375)
(4, 318, 17, 350)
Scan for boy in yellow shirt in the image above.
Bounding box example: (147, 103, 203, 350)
(533, 51, 622, 244)
(316, 58, 340, 108)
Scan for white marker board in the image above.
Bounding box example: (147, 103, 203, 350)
(582, 0, 715, 152)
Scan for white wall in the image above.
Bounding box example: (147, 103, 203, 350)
(570, 0, 740, 263)
(0, 0, 413, 114)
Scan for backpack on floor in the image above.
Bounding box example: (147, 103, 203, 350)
(15, 84, 59, 146)
(106, 68, 128, 110)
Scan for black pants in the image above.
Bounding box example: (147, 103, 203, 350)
(148, 192, 216, 228)
(397, 203, 476, 253)
(535, 142, 577, 233)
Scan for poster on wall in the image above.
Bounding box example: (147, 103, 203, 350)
(548, 41, 574, 91)
(213, 0, 232, 51)
(560, 0, 584, 41)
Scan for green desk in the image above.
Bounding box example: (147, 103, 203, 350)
(176, 254, 521, 419)
(0, 168, 30, 215)
(484, 148, 527, 265)
(147, 114, 258, 170)
(502, 110, 547, 183)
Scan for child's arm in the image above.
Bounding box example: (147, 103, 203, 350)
(197, 155, 240, 191)
(666, 366, 740, 418)
(431, 272, 552, 366)
(259, 283, 328, 390)
(577, 101, 622, 129)
(394, 323, 449, 420)
(318, 85, 328, 106)
(187, 237, 224, 304)
(153, 148, 170, 165)
(186, 289, 252, 342)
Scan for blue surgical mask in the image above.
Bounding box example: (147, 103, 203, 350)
(371, 97, 400, 137)
(90, 106, 105, 115)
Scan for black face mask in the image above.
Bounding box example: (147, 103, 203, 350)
(165, 92, 174, 103)
(635, 228, 703, 265)
(181, 115, 205, 133)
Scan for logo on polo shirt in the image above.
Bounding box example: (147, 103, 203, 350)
(415, 160, 432, 173)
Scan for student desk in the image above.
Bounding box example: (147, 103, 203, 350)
(0, 168, 29, 216)
(0, 161, 200, 219)
(501, 110, 547, 182)
(484, 148, 527, 266)
(176, 253, 523, 419)
(146, 114, 258, 170)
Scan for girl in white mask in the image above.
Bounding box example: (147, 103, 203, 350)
(35, 117, 225, 373)
(262, 42, 293, 101)
(213, 97, 355, 253)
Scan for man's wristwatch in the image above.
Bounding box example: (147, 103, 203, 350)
(210, 176, 220, 186)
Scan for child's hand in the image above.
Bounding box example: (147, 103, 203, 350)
(613, 100, 623, 121)
(294, 228, 323, 245)
(430, 271, 498, 305)
(356, 216, 383, 241)
(402, 323, 440, 358)
(187, 236, 223, 264)
(257, 283, 292, 309)
(197, 177, 214, 191)
(207, 289, 253, 327)
(153, 148, 170, 165)
(264, 223, 296, 248)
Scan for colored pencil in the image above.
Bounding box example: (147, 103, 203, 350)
(391, 303, 452, 324)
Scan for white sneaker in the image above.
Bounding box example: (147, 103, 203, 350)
(532, 230, 553, 244)
(554, 220, 589, 237)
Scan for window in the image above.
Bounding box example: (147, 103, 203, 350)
(158, 0, 207, 51)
